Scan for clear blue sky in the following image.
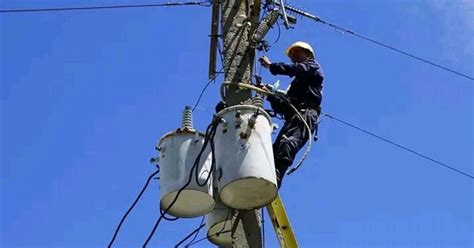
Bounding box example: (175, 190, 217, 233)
(1, 0, 473, 247)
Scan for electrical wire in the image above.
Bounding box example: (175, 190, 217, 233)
(217, 40, 225, 67)
(216, 209, 233, 235)
(193, 106, 214, 116)
(142, 120, 219, 247)
(160, 208, 180, 221)
(217, 81, 471, 179)
(185, 230, 232, 247)
(183, 206, 232, 247)
(323, 113, 474, 180)
(195, 120, 218, 186)
(272, 1, 473, 80)
(142, 215, 165, 247)
(272, 20, 281, 46)
(173, 217, 206, 247)
(192, 66, 226, 112)
(107, 169, 160, 248)
(313, 19, 474, 81)
(183, 217, 206, 247)
(0, 1, 211, 13)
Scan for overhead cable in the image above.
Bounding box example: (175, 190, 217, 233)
(185, 230, 232, 247)
(323, 113, 474, 180)
(173, 217, 205, 247)
(107, 169, 160, 248)
(192, 65, 226, 112)
(0, 1, 211, 13)
(272, 1, 473, 81)
(314, 18, 474, 81)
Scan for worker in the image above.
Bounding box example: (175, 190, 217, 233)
(259, 41, 324, 188)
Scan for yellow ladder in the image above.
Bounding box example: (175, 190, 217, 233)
(266, 195, 298, 248)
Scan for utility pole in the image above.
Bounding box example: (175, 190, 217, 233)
(220, 0, 263, 247)
(221, 0, 260, 106)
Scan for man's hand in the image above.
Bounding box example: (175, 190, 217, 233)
(259, 56, 271, 69)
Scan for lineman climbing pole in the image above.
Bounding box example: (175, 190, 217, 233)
(219, 0, 263, 247)
(209, 1, 299, 247)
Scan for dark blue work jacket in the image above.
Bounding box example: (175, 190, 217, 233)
(269, 59, 324, 111)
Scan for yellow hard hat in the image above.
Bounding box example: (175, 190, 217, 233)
(285, 41, 315, 59)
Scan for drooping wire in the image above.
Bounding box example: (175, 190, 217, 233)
(216, 209, 233, 235)
(160, 208, 180, 221)
(0, 1, 212, 13)
(142, 214, 165, 247)
(185, 230, 232, 247)
(272, 20, 281, 46)
(323, 113, 474, 179)
(216, 40, 225, 67)
(192, 34, 228, 112)
(107, 169, 160, 248)
(195, 120, 218, 186)
(313, 18, 473, 81)
(142, 119, 220, 247)
(173, 217, 206, 247)
(192, 66, 225, 112)
(193, 31, 228, 113)
(182, 209, 232, 247)
(193, 106, 214, 116)
(183, 217, 206, 247)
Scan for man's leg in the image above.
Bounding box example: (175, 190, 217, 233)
(273, 110, 318, 188)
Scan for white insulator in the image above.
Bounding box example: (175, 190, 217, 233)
(158, 130, 214, 218)
(206, 198, 233, 246)
(215, 105, 277, 210)
(181, 106, 193, 130)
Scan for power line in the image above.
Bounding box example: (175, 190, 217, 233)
(323, 113, 474, 179)
(184, 217, 206, 247)
(0, 1, 211, 13)
(173, 217, 205, 247)
(107, 169, 160, 248)
(186, 230, 232, 247)
(192, 65, 225, 112)
(314, 18, 474, 81)
(275, 2, 473, 81)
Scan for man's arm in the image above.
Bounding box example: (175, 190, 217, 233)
(269, 62, 318, 77)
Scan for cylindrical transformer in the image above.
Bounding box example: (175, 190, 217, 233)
(215, 105, 277, 209)
(206, 198, 233, 246)
(158, 129, 215, 218)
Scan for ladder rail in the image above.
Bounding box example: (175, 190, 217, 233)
(265, 195, 298, 248)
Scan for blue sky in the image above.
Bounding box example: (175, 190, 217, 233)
(1, 0, 473, 247)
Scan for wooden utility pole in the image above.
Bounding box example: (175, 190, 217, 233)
(220, 0, 263, 247)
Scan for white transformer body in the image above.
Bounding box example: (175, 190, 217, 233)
(215, 105, 277, 209)
(158, 129, 215, 218)
(206, 199, 233, 246)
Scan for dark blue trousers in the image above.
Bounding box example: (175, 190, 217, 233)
(273, 109, 318, 188)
